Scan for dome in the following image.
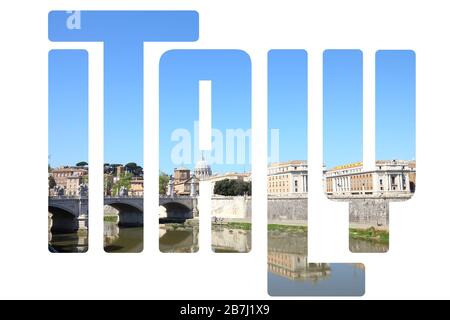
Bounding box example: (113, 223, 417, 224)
(195, 160, 210, 170)
(194, 157, 212, 180)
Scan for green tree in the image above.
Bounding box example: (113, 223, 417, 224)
(134, 165, 143, 177)
(82, 175, 89, 184)
(48, 175, 56, 189)
(104, 175, 113, 195)
(214, 179, 251, 196)
(125, 162, 137, 171)
(112, 172, 132, 196)
(159, 172, 169, 195)
(76, 161, 88, 167)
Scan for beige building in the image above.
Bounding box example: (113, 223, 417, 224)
(268, 251, 331, 281)
(50, 167, 88, 196)
(169, 159, 213, 196)
(130, 177, 144, 196)
(267, 161, 308, 195)
(51, 167, 87, 188)
(325, 160, 416, 196)
(116, 165, 125, 176)
(171, 167, 194, 195)
(267, 159, 416, 197)
(66, 175, 84, 196)
(408, 161, 416, 192)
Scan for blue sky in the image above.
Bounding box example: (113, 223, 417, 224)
(376, 50, 415, 161)
(48, 11, 198, 168)
(268, 50, 308, 163)
(323, 49, 415, 168)
(323, 50, 363, 168)
(159, 50, 251, 174)
(48, 12, 415, 171)
(49, 50, 88, 167)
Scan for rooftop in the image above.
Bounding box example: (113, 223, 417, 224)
(269, 160, 307, 167)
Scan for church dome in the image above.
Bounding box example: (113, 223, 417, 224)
(194, 157, 212, 180)
(195, 159, 210, 170)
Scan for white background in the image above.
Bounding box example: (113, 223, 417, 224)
(0, 0, 449, 299)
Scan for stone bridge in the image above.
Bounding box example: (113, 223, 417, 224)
(48, 196, 88, 233)
(49, 194, 400, 233)
(48, 195, 197, 232)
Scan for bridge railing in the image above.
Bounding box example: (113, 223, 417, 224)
(104, 195, 143, 199)
(159, 195, 196, 199)
(50, 194, 197, 200)
(48, 195, 84, 200)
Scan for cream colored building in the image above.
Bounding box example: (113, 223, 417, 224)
(130, 177, 144, 196)
(65, 175, 85, 196)
(50, 167, 87, 195)
(169, 158, 213, 196)
(325, 160, 416, 196)
(267, 159, 416, 197)
(51, 167, 87, 188)
(267, 160, 308, 195)
(171, 167, 193, 196)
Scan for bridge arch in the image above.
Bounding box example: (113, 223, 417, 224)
(160, 201, 193, 220)
(48, 205, 78, 233)
(104, 201, 143, 227)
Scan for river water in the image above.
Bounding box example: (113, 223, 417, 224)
(49, 222, 386, 254)
(268, 231, 365, 296)
(49, 222, 385, 295)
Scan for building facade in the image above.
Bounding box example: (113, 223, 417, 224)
(130, 177, 144, 196)
(267, 160, 308, 195)
(51, 167, 87, 188)
(325, 160, 416, 196)
(194, 158, 212, 180)
(66, 175, 83, 196)
(171, 167, 196, 196)
(50, 167, 88, 196)
(169, 158, 213, 196)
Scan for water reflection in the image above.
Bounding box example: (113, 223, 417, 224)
(48, 231, 88, 253)
(212, 226, 251, 253)
(350, 238, 388, 253)
(104, 221, 143, 253)
(158, 224, 252, 253)
(49, 221, 252, 253)
(268, 231, 365, 296)
(159, 224, 199, 253)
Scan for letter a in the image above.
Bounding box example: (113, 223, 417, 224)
(66, 11, 81, 30)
